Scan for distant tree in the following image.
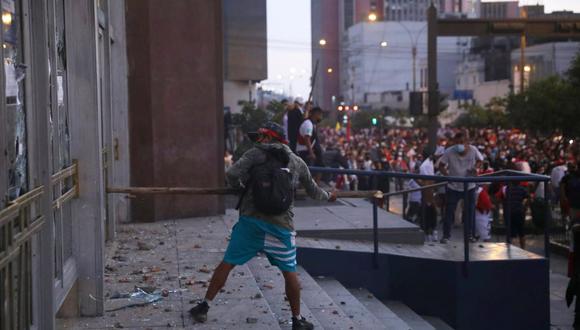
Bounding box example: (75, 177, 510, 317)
(267, 100, 286, 125)
(452, 97, 508, 128)
(231, 101, 272, 161)
(231, 101, 271, 134)
(350, 109, 383, 130)
(505, 51, 580, 138)
(567, 51, 580, 88)
(507, 76, 577, 137)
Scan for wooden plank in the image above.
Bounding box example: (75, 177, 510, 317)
(107, 186, 381, 199)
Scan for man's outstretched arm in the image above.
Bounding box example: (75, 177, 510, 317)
(297, 159, 335, 201)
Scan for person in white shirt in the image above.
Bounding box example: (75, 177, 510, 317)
(296, 107, 323, 166)
(406, 179, 422, 223)
(551, 162, 567, 205)
(418, 147, 444, 241)
(437, 132, 484, 243)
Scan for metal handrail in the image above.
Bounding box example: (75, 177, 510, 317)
(308, 166, 550, 183)
(51, 160, 80, 209)
(308, 166, 552, 275)
(51, 162, 78, 185)
(382, 182, 447, 198)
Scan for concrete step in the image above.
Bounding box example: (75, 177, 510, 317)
(316, 278, 391, 330)
(383, 301, 436, 330)
(296, 266, 359, 330)
(422, 316, 455, 330)
(348, 288, 411, 330)
(246, 256, 322, 330)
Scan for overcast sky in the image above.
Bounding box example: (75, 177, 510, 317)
(264, 0, 580, 99)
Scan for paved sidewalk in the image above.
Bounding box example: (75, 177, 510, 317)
(57, 215, 280, 329)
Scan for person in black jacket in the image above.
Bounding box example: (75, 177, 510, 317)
(287, 99, 305, 153)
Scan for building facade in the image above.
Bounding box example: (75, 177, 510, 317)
(384, 0, 480, 21)
(0, 0, 129, 328)
(511, 42, 580, 93)
(343, 22, 463, 111)
(223, 0, 267, 113)
(312, 0, 477, 113)
(480, 1, 519, 19)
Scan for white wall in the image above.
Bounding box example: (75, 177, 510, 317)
(474, 80, 510, 105)
(343, 22, 464, 107)
(223, 80, 257, 113)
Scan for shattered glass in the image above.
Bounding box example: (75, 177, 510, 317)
(4, 0, 28, 201)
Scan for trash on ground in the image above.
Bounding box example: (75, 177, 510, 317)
(105, 287, 163, 312)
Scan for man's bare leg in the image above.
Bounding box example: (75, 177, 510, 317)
(190, 261, 235, 323)
(282, 271, 301, 317)
(205, 261, 236, 300)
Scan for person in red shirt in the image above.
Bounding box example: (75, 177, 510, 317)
(475, 186, 494, 241)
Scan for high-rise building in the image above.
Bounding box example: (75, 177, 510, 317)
(311, 0, 476, 111)
(480, 1, 520, 19)
(383, 0, 480, 21)
(223, 0, 268, 113)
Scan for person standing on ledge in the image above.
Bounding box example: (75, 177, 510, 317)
(437, 132, 483, 243)
(189, 122, 337, 330)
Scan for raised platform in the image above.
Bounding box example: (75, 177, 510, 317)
(292, 198, 424, 245)
(296, 238, 550, 330)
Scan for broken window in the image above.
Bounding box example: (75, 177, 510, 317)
(4, 0, 27, 201)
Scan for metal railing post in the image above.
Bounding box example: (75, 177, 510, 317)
(506, 184, 512, 245)
(544, 179, 551, 259)
(373, 196, 379, 269)
(385, 176, 391, 212)
(402, 192, 408, 219)
(463, 182, 470, 276)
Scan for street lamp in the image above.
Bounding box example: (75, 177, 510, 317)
(2, 12, 12, 25)
(319, 39, 327, 46)
(368, 13, 426, 92)
(327, 67, 333, 73)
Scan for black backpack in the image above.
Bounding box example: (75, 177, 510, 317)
(237, 148, 294, 215)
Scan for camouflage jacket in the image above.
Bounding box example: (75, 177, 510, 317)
(226, 143, 330, 230)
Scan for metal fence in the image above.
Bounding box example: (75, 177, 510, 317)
(308, 167, 552, 273)
(0, 162, 78, 329)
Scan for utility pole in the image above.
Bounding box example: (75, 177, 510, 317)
(519, 7, 527, 93)
(427, 2, 438, 151)
(412, 46, 417, 91)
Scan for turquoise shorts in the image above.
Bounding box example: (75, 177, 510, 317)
(223, 216, 297, 272)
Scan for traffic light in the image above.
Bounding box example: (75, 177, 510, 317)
(371, 117, 378, 126)
(343, 115, 348, 124)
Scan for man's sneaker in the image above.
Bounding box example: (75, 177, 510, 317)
(292, 316, 314, 330)
(189, 301, 209, 323)
(440, 238, 449, 244)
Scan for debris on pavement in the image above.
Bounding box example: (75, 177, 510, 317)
(105, 287, 163, 312)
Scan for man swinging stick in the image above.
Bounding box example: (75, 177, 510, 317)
(189, 122, 337, 330)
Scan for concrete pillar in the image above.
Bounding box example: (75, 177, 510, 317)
(65, 0, 105, 316)
(109, 0, 131, 225)
(28, 0, 55, 327)
(126, 0, 225, 221)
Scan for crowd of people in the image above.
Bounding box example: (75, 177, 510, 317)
(267, 100, 579, 245)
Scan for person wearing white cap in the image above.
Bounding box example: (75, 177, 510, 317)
(287, 98, 305, 153)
